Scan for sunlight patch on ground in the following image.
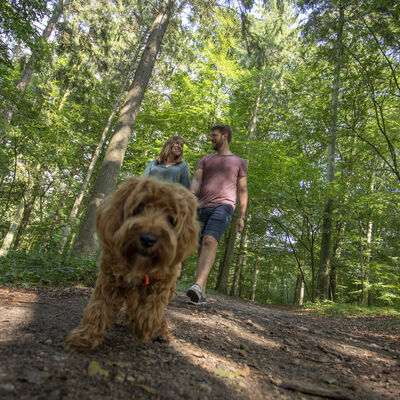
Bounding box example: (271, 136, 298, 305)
(168, 308, 280, 350)
(321, 336, 397, 366)
(171, 332, 263, 398)
(0, 296, 38, 342)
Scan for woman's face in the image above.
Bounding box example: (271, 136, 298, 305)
(172, 140, 183, 157)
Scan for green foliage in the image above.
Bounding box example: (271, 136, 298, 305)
(0, 251, 98, 287)
(0, 0, 47, 66)
(302, 299, 400, 317)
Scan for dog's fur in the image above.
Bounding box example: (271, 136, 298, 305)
(63, 177, 199, 352)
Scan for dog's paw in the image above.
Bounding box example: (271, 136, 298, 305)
(115, 310, 131, 327)
(63, 337, 91, 352)
(154, 330, 174, 344)
(63, 328, 101, 352)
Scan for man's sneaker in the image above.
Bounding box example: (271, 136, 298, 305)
(186, 284, 207, 305)
(189, 295, 207, 306)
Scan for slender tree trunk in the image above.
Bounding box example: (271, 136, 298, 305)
(365, 219, 374, 305)
(73, 0, 174, 254)
(12, 164, 43, 250)
(0, 163, 41, 256)
(364, 169, 377, 305)
(58, 88, 71, 113)
(329, 219, 346, 301)
(317, 5, 344, 300)
(310, 233, 316, 302)
(250, 259, 259, 301)
(228, 71, 263, 296)
(43, 180, 73, 252)
(300, 281, 305, 305)
(215, 220, 236, 294)
(13, 192, 38, 250)
(1, 1, 63, 139)
(280, 267, 285, 304)
(0, 197, 25, 256)
(230, 214, 250, 297)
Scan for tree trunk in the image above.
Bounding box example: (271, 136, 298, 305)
(317, 5, 344, 300)
(230, 214, 250, 297)
(294, 273, 303, 305)
(364, 171, 376, 305)
(329, 219, 346, 301)
(0, 162, 41, 255)
(215, 219, 236, 294)
(73, 0, 174, 254)
(229, 71, 263, 297)
(280, 267, 285, 304)
(12, 163, 43, 250)
(0, 197, 25, 257)
(365, 219, 374, 305)
(43, 180, 73, 252)
(297, 277, 305, 306)
(12, 192, 38, 250)
(250, 260, 259, 301)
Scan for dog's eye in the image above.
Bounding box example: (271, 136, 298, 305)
(167, 215, 176, 227)
(132, 203, 144, 216)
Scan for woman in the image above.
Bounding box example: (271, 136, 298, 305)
(142, 136, 191, 279)
(142, 135, 190, 189)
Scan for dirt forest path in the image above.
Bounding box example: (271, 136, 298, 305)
(0, 287, 399, 400)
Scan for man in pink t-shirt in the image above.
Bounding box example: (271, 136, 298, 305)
(187, 124, 248, 305)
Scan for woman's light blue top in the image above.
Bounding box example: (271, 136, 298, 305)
(142, 160, 190, 189)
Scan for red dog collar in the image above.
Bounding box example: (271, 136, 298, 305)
(141, 273, 160, 286)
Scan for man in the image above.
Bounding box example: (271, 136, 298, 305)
(187, 124, 248, 305)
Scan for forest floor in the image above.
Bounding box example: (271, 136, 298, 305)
(0, 286, 399, 400)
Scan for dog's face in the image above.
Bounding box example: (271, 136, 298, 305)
(96, 177, 199, 278)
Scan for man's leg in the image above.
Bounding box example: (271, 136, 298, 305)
(194, 235, 218, 294)
(187, 205, 233, 303)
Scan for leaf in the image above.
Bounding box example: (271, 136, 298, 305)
(214, 366, 250, 379)
(215, 369, 235, 379)
(87, 361, 109, 377)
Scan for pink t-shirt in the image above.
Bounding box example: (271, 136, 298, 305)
(197, 154, 247, 209)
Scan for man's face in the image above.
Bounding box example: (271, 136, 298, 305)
(210, 130, 226, 150)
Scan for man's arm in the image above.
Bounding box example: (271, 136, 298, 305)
(236, 176, 248, 233)
(190, 168, 203, 195)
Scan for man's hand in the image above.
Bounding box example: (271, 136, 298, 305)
(236, 216, 245, 232)
(236, 176, 248, 233)
(190, 168, 203, 196)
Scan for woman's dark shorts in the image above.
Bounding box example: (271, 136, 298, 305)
(197, 204, 234, 244)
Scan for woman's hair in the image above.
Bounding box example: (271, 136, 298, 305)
(157, 135, 184, 164)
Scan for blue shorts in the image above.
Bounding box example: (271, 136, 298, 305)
(197, 204, 234, 244)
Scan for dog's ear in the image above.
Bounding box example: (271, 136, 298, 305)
(96, 176, 141, 247)
(175, 189, 200, 261)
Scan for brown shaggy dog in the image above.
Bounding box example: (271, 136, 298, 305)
(63, 177, 199, 352)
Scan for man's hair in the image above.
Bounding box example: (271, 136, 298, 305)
(157, 135, 184, 164)
(211, 124, 232, 143)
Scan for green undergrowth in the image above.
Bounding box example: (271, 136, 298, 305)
(0, 251, 98, 287)
(1, 252, 399, 322)
(302, 300, 400, 318)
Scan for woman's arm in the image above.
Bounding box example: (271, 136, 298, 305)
(180, 163, 191, 190)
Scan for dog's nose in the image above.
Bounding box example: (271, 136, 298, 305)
(139, 232, 158, 248)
